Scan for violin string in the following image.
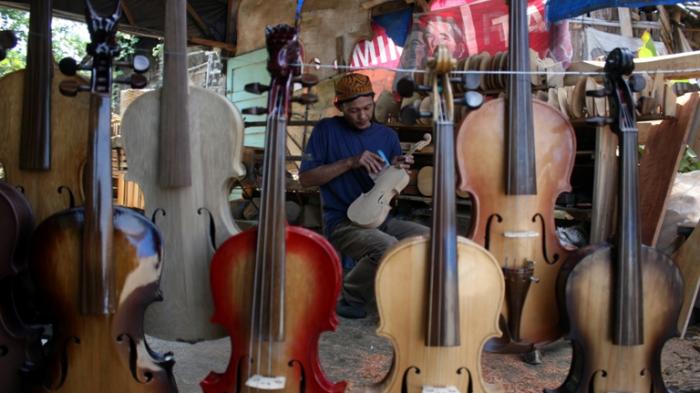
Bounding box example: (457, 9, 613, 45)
(293, 61, 700, 78)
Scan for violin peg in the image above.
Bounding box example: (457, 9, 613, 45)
(293, 73, 319, 88)
(244, 82, 270, 95)
(292, 93, 318, 105)
(462, 73, 481, 91)
(586, 116, 614, 127)
(131, 55, 150, 73)
(400, 104, 431, 125)
(242, 106, 268, 115)
(628, 74, 646, 93)
(129, 73, 148, 89)
(59, 57, 79, 76)
(586, 88, 609, 98)
(58, 79, 85, 97)
(455, 91, 484, 110)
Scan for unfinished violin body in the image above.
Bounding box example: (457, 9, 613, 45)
(347, 134, 431, 228)
(0, 0, 89, 223)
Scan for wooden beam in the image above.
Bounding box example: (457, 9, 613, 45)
(224, 0, 238, 56)
(187, 2, 214, 38)
(120, 1, 136, 26)
(188, 36, 236, 53)
(566, 51, 700, 85)
(361, 0, 393, 9)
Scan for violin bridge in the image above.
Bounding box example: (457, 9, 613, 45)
(502, 231, 539, 238)
(245, 374, 286, 390)
(422, 385, 460, 393)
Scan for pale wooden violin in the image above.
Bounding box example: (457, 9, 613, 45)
(347, 133, 431, 228)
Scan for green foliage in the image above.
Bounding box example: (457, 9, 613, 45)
(679, 145, 700, 173)
(0, 7, 138, 78)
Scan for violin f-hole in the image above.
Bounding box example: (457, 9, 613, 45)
(484, 213, 503, 251)
(117, 332, 154, 384)
(457, 366, 473, 393)
(43, 335, 80, 390)
(288, 359, 307, 393)
(531, 213, 560, 264)
(57, 185, 76, 209)
(400, 366, 421, 393)
(197, 207, 218, 250)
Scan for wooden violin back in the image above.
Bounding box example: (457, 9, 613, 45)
(0, 0, 89, 223)
(372, 46, 503, 393)
(27, 4, 177, 391)
(455, 0, 575, 347)
(120, 0, 245, 340)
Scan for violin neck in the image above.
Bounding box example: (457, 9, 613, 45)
(614, 127, 644, 345)
(426, 88, 460, 347)
(505, 0, 537, 195)
(253, 83, 289, 342)
(81, 91, 115, 315)
(159, 0, 192, 187)
(20, 0, 53, 170)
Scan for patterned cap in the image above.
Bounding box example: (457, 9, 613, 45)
(335, 73, 375, 103)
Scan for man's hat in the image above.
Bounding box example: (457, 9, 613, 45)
(335, 73, 375, 104)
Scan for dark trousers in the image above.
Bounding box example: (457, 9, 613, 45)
(329, 217, 429, 306)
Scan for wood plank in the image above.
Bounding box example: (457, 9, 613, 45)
(618, 8, 634, 37)
(120, 1, 136, 26)
(676, 223, 700, 338)
(188, 36, 236, 53)
(640, 93, 700, 246)
(590, 126, 618, 244)
(224, 0, 238, 56)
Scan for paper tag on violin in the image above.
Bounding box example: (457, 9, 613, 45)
(422, 385, 461, 393)
(245, 374, 286, 390)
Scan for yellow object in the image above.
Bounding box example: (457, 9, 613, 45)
(638, 31, 657, 58)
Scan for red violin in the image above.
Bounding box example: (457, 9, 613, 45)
(201, 24, 346, 393)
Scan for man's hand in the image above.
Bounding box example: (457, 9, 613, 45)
(392, 154, 414, 170)
(351, 151, 386, 174)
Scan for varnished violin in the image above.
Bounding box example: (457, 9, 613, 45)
(201, 24, 346, 393)
(370, 46, 504, 393)
(0, 0, 90, 223)
(27, 3, 177, 392)
(547, 48, 683, 393)
(347, 133, 431, 228)
(120, 0, 246, 341)
(456, 0, 576, 352)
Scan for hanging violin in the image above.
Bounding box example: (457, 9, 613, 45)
(0, 0, 90, 223)
(27, 2, 177, 392)
(201, 24, 346, 393)
(372, 46, 504, 393)
(455, 0, 576, 352)
(547, 48, 683, 393)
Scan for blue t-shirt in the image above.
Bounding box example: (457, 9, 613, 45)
(300, 116, 402, 235)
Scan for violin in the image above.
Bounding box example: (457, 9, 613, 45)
(0, 0, 90, 223)
(27, 3, 177, 391)
(547, 48, 683, 393)
(120, 0, 245, 340)
(371, 46, 503, 393)
(455, 0, 576, 351)
(201, 24, 346, 393)
(0, 30, 43, 393)
(347, 133, 431, 228)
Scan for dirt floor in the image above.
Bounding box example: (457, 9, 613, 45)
(150, 310, 700, 393)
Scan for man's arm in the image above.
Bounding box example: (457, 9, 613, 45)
(299, 151, 386, 187)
